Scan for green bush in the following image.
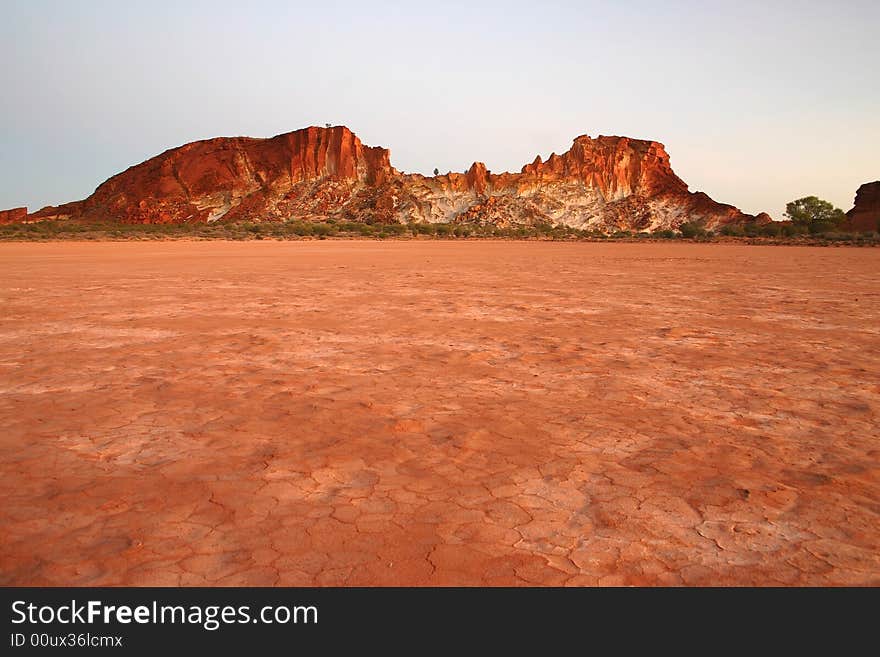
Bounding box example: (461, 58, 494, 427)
(822, 232, 856, 242)
(285, 221, 314, 236)
(759, 223, 783, 237)
(809, 221, 838, 234)
(719, 225, 745, 237)
(334, 221, 372, 236)
(780, 223, 808, 237)
(311, 223, 335, 237)
(678, 223, 700, 238)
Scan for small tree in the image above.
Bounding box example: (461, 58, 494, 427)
(784, 196, 845, 228)
(433, 168, 439, 176)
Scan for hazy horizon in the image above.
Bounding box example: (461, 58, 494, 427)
(2, 0, 877, 220)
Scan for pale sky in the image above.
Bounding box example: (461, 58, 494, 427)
(2, 0, 877, 219)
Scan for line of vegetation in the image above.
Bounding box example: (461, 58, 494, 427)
(2, 217, 876, 245)
(1, 197, 876, 245)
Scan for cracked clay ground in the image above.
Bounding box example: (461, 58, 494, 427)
(1, 241, 878, 586)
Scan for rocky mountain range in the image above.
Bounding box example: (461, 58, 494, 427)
(7, 125, 773, 231)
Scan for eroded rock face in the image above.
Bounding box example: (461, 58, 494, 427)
(32, 126, 395, 224)
(846, 181, 880, 232)
(0, 207, 27, 224)
(26, 126, 768, 230)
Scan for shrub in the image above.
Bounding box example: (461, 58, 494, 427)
(678, 222, 708, 238)
(759, 223, 783, 237)
(809, 221, 838, 235)
(533, 223, 555, 235)
(282, 221, 310, 236)
(719, 225, 745, 237)
(312, 223, 336, 237)
(822, 232, 856, 242)
(780, 222, 808, 237)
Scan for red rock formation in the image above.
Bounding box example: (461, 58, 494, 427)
(23, 126, 767, 231)
(465, 162, 489, 195)
(31, 126, 394, 224)
(845, 181, 880, 232)
(519, 136, 687, 198)
(395, 134, 768, 230)
(0, 207, 27, 224)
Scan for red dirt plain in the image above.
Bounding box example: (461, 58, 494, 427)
(1, 241, 878, 586)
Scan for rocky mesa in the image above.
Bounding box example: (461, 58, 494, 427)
(24, 125, 769, 231)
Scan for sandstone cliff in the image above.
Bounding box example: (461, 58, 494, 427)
(0, 207, 28, 224)
(26, 125, 768, 231)
(846, 181, 880, 232)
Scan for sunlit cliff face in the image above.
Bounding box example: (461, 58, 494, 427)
(21, 126, 769, 231)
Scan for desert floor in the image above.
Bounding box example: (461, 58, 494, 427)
(1, 241, 877, 586)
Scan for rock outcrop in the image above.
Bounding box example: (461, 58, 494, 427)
(26, 125, 768, 231)
(846, 181, 880, 232)
(0, 207, 28, 224)
(31, 127, 394, 224)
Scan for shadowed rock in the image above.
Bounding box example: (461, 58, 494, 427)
(846, 181, 880, 232)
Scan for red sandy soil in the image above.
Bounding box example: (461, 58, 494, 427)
(1, 241, 878, 586)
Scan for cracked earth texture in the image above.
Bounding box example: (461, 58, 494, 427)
(1, 241, 878, 586)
